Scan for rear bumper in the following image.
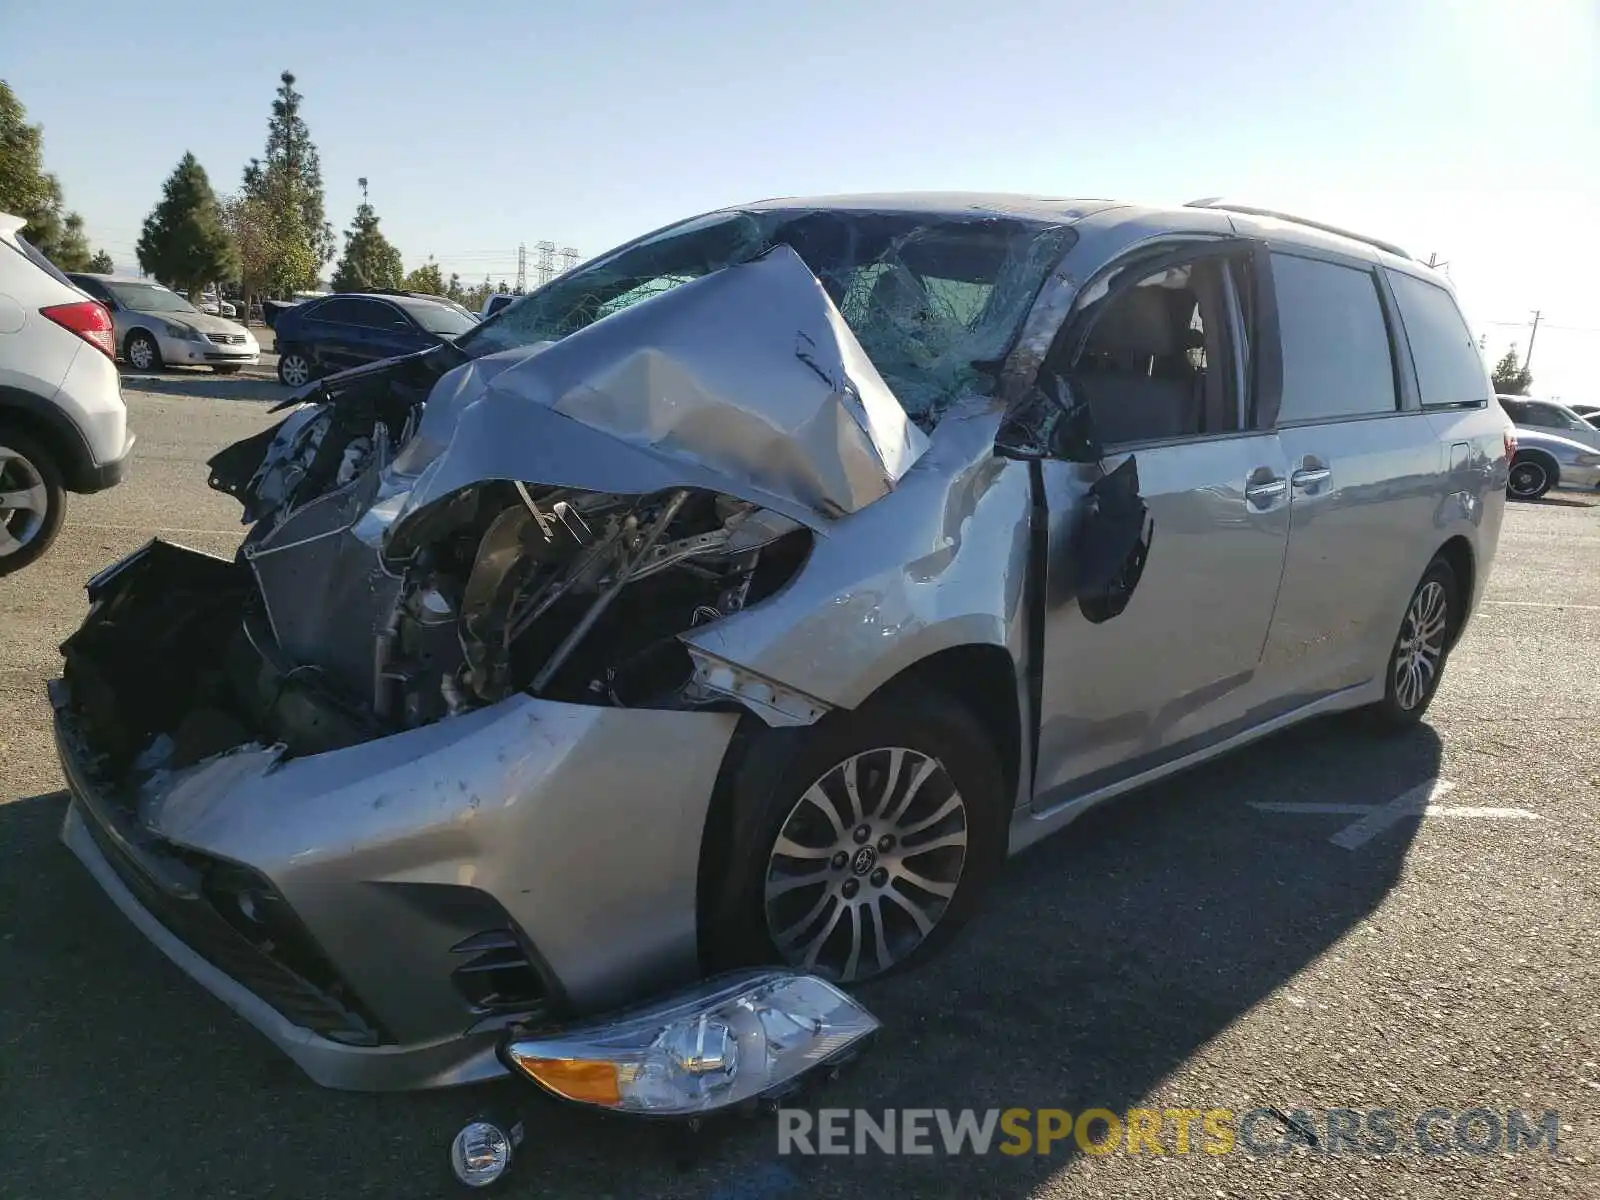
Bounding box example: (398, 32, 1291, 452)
(73, 430, 134, 493)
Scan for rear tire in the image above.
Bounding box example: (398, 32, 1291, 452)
(1365, 556, 1459, 731)
(1507, 453, 1554, 501)
(0, 428, 68, 577)
(703, 685, 1007, 984)
(125, 330, 163, 372)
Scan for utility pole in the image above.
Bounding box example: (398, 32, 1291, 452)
(1524, 310, 1542, 371)
(515, 243, 527, 294)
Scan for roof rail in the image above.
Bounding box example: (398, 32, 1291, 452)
(1184, 198, 1411, 260)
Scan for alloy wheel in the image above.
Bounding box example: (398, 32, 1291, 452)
(1508, 460, 1548, 499)
(0, 446, 50, 559)
(127, 335, 156, 370)
(763, 746, 969, 982)
(279, 353, 311, 387)
(1393, 579, 1448, 711)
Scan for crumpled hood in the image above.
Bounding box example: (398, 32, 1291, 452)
(389, 244, 929, 533)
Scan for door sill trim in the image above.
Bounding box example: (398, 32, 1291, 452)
(1008, 680, 1381, 855)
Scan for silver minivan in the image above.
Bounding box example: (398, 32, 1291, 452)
(52, 195, 1510, 1102)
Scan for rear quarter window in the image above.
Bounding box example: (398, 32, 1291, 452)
(1270, 252, 1398, 423)
(1386, 269, 1490, 409)
(8, 233, 76, 288)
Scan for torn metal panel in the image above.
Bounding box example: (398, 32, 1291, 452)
(683, 647, 833, 728)
(390, 245, 928, 533)
(680, 405, 1034, 713)
(243, 466, 404, 697)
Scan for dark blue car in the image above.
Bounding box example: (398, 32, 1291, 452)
(273, 293, 478, 387)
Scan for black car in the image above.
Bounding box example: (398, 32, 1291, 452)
(272, 293, 478, 387)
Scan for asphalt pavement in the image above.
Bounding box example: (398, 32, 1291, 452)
(1, 379, 1597, 1199)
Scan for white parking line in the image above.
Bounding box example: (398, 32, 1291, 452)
(1482, 600, 1600, 611)
(1248, 780, 1543, 850)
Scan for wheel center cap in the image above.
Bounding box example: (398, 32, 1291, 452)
(850, 846, 878, 876)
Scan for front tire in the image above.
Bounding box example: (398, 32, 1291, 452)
(125, 330, 162, 372)
(277, 349, 313, 388)
(1366, 557, 1460, 731)
(1507, 454, 1554, 501)
(0, 429, 68, 577)
(703, 685, 1006, 984)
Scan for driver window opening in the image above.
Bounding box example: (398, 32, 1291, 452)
(1063, 256, 1248, 447)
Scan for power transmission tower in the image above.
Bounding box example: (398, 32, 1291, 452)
(558, 247, 579, 276)
(1525, 310, 1542, 370)
(535, 241, 556, 287)
(516, 243, 527, 293)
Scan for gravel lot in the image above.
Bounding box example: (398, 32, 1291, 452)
(2, 379, 1597, 1199)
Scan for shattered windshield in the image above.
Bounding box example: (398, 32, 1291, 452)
(455, 208, 1077, 424)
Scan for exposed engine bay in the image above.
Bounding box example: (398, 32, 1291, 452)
(63, 482, 813, 777)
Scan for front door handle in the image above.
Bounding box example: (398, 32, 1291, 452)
(1291, 466, 1331, 488)
(1245, 476, 1288, 505)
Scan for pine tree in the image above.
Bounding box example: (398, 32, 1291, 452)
(330, 179, 403, 292)
(137, 153, 239, 297)
(401, 256, 444, 295)
(239, 70, 333, 293)
(1490, 346, 1533, 396)
(86, 249, 114, 273)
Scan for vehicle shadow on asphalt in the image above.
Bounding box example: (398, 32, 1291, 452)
(0, 716, 1436, 1200)
(118, 372, 288, 404)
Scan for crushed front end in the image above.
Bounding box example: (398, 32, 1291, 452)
(49, 243, 931, 1091)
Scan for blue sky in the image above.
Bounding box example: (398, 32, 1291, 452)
(7, 0, 1597, 398)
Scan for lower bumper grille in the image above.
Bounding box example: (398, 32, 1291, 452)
(72, 790, 386, 1046)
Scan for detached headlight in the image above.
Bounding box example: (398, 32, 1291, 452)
(502, 971, 878, 1116)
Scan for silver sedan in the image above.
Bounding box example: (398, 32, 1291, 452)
(67, 273, 259, 373)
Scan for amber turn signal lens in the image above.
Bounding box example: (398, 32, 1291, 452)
(508, 1054, 623, 1106)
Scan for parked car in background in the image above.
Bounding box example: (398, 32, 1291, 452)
(0, 213, 133, 575)
(200, 291, 237, 318)
(51, 195, 1508, 1097)
(1569, 402, 1600, 427)
(1496, 395, 1600, 450)
(270, 291, 479, 386)
(1497, 409, 1600, 499)
(481, 292, 517, 319)
(359, 289, 479, 324)
(67, 274, 260, 374)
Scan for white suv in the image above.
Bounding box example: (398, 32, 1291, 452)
(0, 212, 133, 575)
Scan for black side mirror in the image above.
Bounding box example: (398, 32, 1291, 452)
(995, 375, 1103, 464)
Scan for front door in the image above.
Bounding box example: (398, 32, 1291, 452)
(1030, 243, 1293, 808)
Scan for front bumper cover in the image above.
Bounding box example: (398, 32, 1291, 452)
(52, 675, 742, 1091)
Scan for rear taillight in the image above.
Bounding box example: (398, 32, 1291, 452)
(40, 300, 116, 360)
